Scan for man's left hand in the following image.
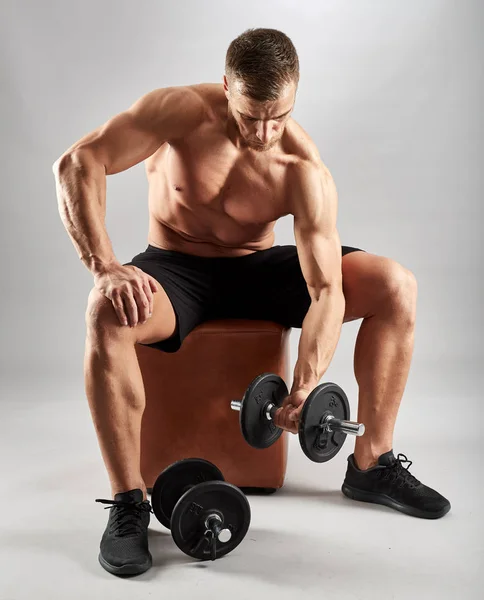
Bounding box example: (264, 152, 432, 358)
(273, 388, 311, 434)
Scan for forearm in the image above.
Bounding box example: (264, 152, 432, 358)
(53, 151, 118, 275)
(291, 287, 346, 393)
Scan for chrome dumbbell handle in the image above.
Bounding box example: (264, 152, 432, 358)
(205, 514, 232, 543)
(231, 400, 276, 421)
(321, 415, 365, 437)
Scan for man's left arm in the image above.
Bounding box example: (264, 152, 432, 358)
(289, 160, 345, 395)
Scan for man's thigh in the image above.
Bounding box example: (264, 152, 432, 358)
(213, 244, 366, 327)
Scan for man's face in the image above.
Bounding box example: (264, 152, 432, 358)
(224, 76, 296, 152)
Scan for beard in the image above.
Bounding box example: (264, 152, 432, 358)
(230, 115, 281, 152)
(240, 130, 281, 152)
(246, 137, 280, 152)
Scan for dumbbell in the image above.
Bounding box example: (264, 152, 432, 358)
(151, 458, 251, 561)
(231, 373, 365, 463)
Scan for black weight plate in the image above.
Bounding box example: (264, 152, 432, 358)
(299, 383, 350, 463)
(151, 458, 225, 529)
(171, 480, 251, 560)
(239, 373, 288, 449)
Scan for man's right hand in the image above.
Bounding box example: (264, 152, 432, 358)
(93, 263, 159, 327)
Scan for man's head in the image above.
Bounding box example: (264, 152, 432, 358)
(224, 28, 299, 152)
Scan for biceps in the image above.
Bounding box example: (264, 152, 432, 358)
(294, 225, 343, 296)
(65, 111, 163, 175)
(61, 87, 203, 175)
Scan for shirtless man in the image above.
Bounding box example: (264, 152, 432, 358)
(53, 28, 450, 577)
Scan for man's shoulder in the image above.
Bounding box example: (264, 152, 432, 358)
(188, 82, 224, 96)
(187, 83, 226, 114)
(283, 119, 323, 168)
(282, 123, 335, 217)
(134, 84, 220, 139)
(146, 82, 221, 98)
(149, 83, 224, 124)
(141, 83, 221, 118)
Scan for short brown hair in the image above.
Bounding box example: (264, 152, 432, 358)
(225, 28, 299, 102)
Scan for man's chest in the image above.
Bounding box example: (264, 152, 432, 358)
(147, 137, 293, 225)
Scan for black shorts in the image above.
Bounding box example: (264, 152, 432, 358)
(123, 244, 365, 353)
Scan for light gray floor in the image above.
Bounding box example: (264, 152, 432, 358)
(1, 375, 482, 600)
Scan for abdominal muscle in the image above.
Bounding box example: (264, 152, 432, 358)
(145, 169, 284, 258)
(148, 198, 275, 257)
(148, 215, 276, 257)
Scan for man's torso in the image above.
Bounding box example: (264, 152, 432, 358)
(144, 83, 322, 257)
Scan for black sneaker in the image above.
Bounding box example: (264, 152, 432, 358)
(95, 488, 154, 576)
(341, 450, 451, 519)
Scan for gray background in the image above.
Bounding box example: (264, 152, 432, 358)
(1, 0, 482, 385)
(1, 1, 482, 598)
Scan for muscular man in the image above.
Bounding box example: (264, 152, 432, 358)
(53, 28, 450, 577)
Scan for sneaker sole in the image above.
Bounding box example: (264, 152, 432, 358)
(98, 551, 152, 576)
(341, 483, 450, 519)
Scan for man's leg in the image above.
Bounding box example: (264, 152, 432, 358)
(341, 251, 418, 470)
(84, 280, 177, 500)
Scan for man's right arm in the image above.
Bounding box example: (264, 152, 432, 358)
(52, 86, 205, 275)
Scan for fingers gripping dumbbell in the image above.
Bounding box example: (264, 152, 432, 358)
(151, 458, 251, 561)
(231, 373, 365, 463)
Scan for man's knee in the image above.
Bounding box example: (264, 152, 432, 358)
(383, 261, 417, 320)
(86, 284, 177, 345)
(85, 288, 121, 332)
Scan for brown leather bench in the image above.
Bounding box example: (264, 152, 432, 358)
(136, 319, 291, 494)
